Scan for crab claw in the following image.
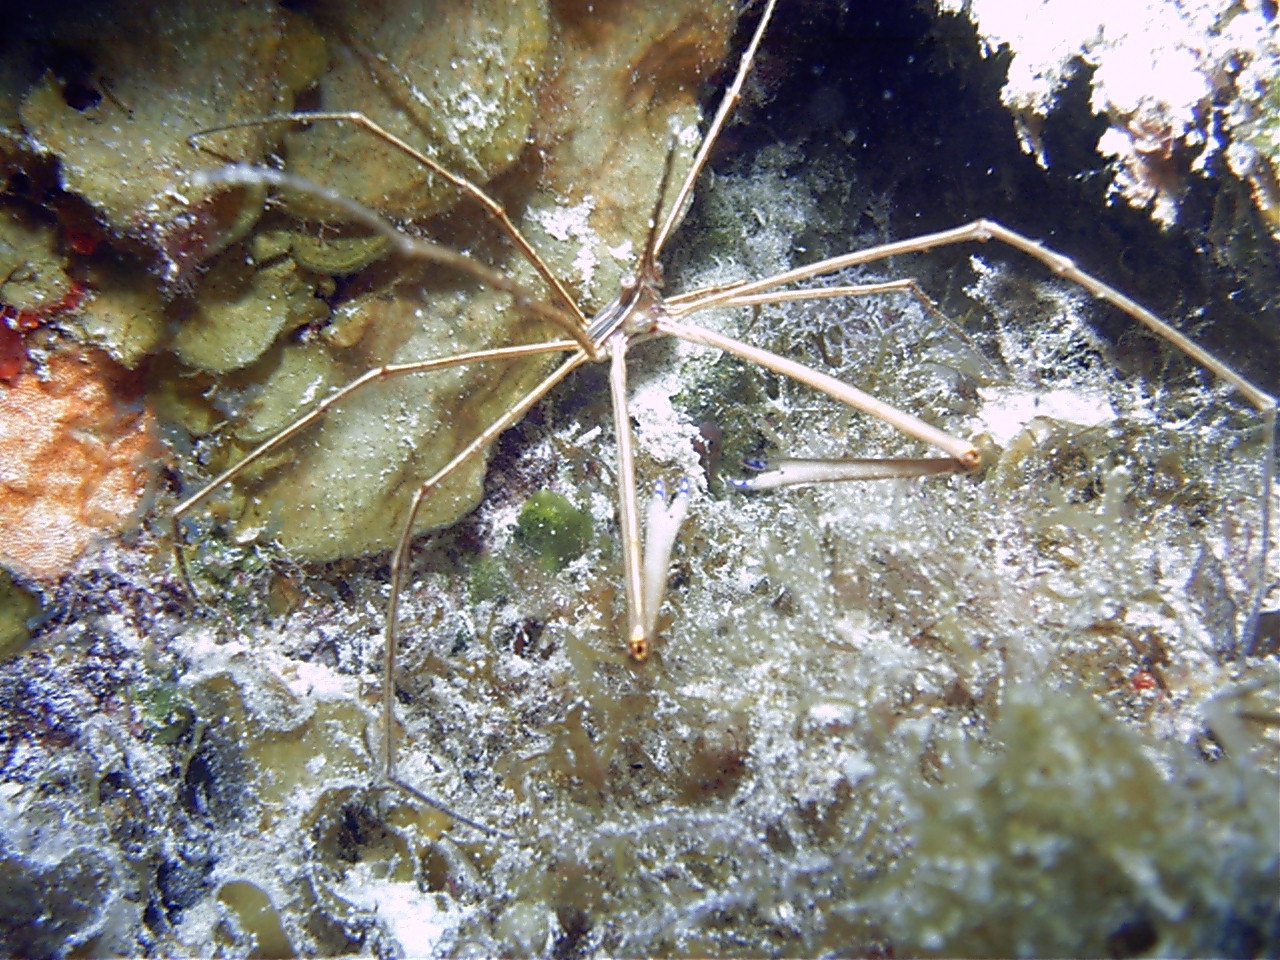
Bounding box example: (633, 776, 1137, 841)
(640, 477, 690, 645)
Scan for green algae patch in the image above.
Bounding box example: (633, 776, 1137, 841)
(516, 491, 592, 571)
(0, 570, 40, 660)
(467, 553, 512, 604)
(131, 682, 195, 746)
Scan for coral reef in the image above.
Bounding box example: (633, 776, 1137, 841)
(17, 0, 298, 286)
(278, 0, 549, 224)
(170, 0, 735, 562)
(1, 0, 736, 565)
(0, 0, 1276, 957)
(938, 0, 1280, 370)
(881, 683, 1279, 957)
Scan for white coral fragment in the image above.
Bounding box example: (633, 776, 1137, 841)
(943, 0, 1278, 225)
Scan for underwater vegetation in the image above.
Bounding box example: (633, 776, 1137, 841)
(0, 0, 1276, 956)
(515, 491, 593, 572)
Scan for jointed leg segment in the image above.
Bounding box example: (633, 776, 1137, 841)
(655, 317, 981, 470)
(379, 351, 586, 838)
(608, 332, 652, 660)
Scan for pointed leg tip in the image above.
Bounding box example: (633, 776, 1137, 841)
(628, 627, 651, 661)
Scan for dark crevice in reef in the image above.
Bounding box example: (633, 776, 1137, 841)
(679, 0, 1280, 396)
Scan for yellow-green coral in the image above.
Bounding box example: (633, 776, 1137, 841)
(281, 0, 551, 222)
(171, 0, 733, 562)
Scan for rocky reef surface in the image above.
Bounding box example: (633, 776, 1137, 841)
(0, 0, 1276, 956)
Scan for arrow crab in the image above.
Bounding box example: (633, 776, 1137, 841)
(167, 0, 1276, 941)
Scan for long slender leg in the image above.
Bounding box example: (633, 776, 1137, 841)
(670, 278, 962, 344)
(184, 73, 604, 840)
(171, 339, 581, 603)
(672, 278, 996, 378)
(673, 278, 929, 310)
(656, 317, 979, 468)
(380, 351, 586, 836)
(653, 0, 779, 256)
(668, 219, 1274, 415)
(607, 335, 691, 659)
(733, 456, 967, 491)
(190, 112, 587, 327)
